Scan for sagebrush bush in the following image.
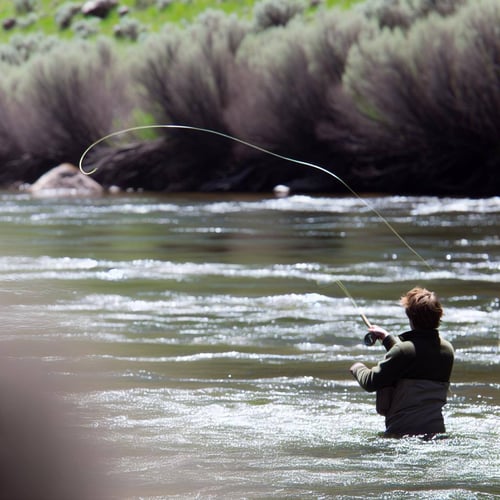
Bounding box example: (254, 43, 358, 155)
(14, 0, 37, 15)
(55, 2, 83, 29)
(135, 0, 155, 8)
(8, 41, 131, 182)
(0, 0, 497, 195)
(358, 0, 467, 30)
(253, 0, 306, 31)
(134, 11, 250, 190)
(17, 13, 39, 29)
(340, 0, 500, 194)
(114, 18, 147, 41)
(311, 9, 369, 82)
(225, 23, 336, 191)
(308, 10, 376, 189)
(72, 18, 101, 38)
(0, 33, 61, 65)
(0, 88, 21, 184)
(156, 0, 172, 11)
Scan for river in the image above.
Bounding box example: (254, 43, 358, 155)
(0, 192, 498, 499)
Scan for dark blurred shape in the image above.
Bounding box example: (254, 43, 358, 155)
(81, 0, 117, 19)
(2, 18, 16, 31)
(0, 359, 115, 500)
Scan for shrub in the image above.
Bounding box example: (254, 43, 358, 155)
(0, 0, 497, 195)
(253, 0, 306, 31)
(134, 11, 250, 190)
(357, 0, 467, 30)
(8, 41, 131, 182)
(311, 9, 369, 82)
(340, 0, 500, 194)
(135, 0, 155, 8)
(17, 12, 39, 29)
(14, 0, 37, 15)
(55, 2, 83, 29)
(72, 18, 101, 38)
(225, 24, 332, 190)
(0, 87, 22, 185)
(0, 33, 61, 66)
(156, 0, 172, 11)
(226, 11, 371, 192)
(114, 18, 147, 41)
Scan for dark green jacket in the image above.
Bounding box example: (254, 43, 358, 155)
(352, 329, 454, 435)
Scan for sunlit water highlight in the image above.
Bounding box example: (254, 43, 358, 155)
(0, 192, 498, 498)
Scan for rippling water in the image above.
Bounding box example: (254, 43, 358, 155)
(0, 192, 498, 498)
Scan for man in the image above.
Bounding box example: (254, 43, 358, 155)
(349, 287, 454, 437)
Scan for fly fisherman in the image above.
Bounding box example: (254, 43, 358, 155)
(349, 287, 454, 437)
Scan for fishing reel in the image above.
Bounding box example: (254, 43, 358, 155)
(359, 313, 377, 346)
(364, 332, 377, 346)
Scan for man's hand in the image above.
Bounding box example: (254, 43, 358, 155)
(368, 325, 390, 340)
(349, 362, 365, 375)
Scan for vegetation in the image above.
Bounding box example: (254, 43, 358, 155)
(0, 0, 498, 196)
(0, 0, 360, 43)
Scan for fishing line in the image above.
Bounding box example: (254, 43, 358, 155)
(79, 123, 432, 271)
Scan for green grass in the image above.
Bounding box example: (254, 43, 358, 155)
(0, 0, 364, 45)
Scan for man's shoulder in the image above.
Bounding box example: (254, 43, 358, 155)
(394, 340, 417, 356)
(439, 337, 455, 355)
(387, 340, 416, 358)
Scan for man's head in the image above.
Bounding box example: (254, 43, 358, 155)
(400, 287, 443, 330)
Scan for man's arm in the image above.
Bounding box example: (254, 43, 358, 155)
(349, 343, 409, 392)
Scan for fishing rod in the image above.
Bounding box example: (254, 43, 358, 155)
(335, 280, 371, 328)
(79, 124, 432, 343)
(335, 280, 378, 346)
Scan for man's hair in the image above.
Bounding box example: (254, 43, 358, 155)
(400, 287, 443, 330)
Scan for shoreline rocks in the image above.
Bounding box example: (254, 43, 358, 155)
(26, 163, 105, 197)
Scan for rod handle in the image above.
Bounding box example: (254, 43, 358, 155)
(360, 313, 372, 328)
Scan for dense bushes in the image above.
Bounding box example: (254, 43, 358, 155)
(0, 0, 498, 195)
(2, 41, 131, 183)
(134, 11, 248, 190)
(336, 0, 500, 193)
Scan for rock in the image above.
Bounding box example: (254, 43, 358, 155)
(273, 184, 290, 198)
(28, 163, 104, 197)
(2, 18, 17, 30)
(81, 0, 117, 18)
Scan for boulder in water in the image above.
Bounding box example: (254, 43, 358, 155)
(273, 184, 290, 198)
(28, 163, 104, 197)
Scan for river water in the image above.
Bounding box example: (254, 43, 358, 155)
(0, 192, 498, 499)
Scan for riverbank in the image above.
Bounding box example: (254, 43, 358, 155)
(0, 0, 498, 196)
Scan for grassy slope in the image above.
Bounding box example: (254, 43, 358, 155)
(0, 0, 363, 44)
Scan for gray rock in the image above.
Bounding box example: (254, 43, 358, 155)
(81, 0, 117, 18)
(2, 18, 17, 30)
(28, 163, 104, 197)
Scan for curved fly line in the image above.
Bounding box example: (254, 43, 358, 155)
(79, 123, 433, 272)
